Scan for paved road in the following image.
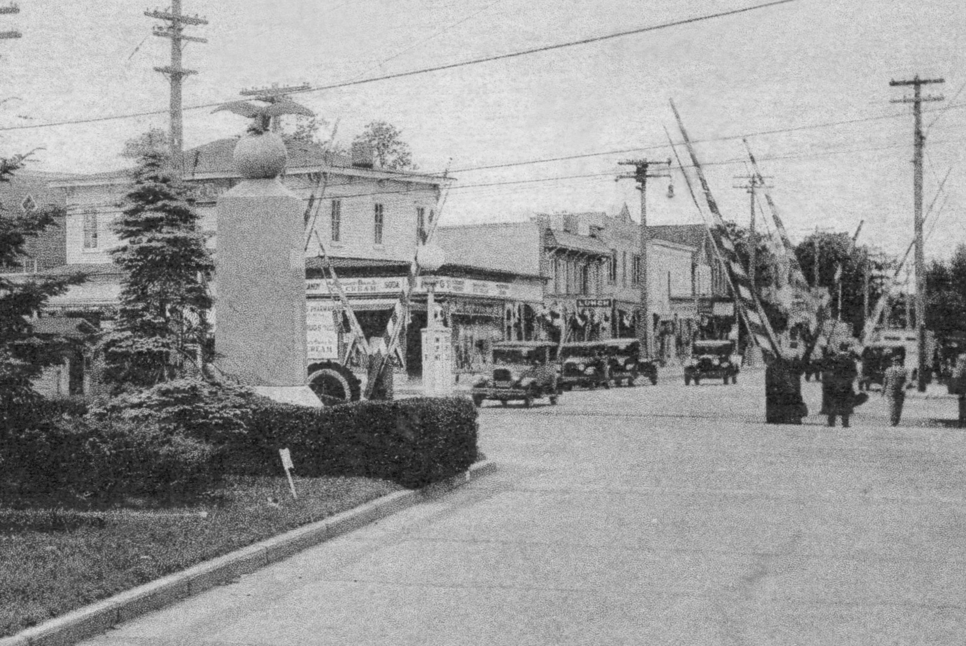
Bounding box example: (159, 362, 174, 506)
(83, 370, 966, 645)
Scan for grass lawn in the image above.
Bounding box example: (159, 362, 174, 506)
(0, 475, 402, 638)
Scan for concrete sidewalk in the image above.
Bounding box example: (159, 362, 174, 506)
(64, 370, 966, 645)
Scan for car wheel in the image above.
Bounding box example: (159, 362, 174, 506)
(549, 394, 559, 405)
(308, 362, 362, 404)
(524, 393, 534, 408)
(472, 394, 484, 408)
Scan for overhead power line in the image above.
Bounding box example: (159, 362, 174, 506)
(0, 0, 795, 133)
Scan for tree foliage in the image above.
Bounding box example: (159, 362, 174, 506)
(98, 150, 214, 390)
(353, 120, 415, 170)
(794, 231, 889, 337)
(121, 128, 169, 160)
(0, 154, 86, 418)
(926, 244, 966, 340)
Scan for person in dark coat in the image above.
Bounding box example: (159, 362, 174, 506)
(822, 344, 858, 427)
(765, 356, 807, 424)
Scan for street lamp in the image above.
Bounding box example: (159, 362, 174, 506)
(416, 243, 452, 395)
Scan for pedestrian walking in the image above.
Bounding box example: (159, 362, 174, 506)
(822, 344, 858, 427)
(881, 353, 907, 426)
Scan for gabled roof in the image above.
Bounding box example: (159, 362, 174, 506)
(31, 316, 97, 338)
(546, 230, 611, 256)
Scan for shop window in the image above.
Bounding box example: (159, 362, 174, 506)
(374, 203, 384, 245)
(330, 199, 341, 242)
(83, 211, 98, 249)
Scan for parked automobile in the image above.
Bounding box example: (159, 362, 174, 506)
(470, 341, 561, 407)
(559, 341, 611, 390)
(601, 338, 658, 386)
(684, 340, 739, 385)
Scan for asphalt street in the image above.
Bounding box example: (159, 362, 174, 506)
(80, 369, 966, 645)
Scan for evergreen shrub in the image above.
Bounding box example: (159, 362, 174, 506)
(0, 416, 220, 504)
(230, 397, 478, 489)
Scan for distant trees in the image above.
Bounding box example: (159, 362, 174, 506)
(794, 231, 889, 336)
(0, 153, 86, 417)
(925, 245, 966, 341)
(353, 120, 415, 170)
(97, 149, 214, 390)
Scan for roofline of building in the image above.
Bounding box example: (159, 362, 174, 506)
(649, 238, 697, 253)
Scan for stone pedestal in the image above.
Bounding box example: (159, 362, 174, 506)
(215, 178, 319, 406)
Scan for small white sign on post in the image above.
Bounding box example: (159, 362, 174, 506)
(279, 448, 297, 500)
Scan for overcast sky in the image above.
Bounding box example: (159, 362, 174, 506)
(3, 0, 965, 262)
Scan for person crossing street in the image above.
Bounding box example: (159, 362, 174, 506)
(881, 353, 907, 426)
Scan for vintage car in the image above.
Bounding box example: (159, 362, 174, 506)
(470, 341, 561, 407)
(684, 340, 739, 385)
(601, 338, 658, 386)
(559, 341, 611, 390)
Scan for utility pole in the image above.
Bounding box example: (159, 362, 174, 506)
(618, 158, 670, 359)
(891, 75, 943, 391)
(239, 82, 312, 132)
(733, 174, 771, 367)
(146, 1, 208, 172)
(732, 174, 772, 289)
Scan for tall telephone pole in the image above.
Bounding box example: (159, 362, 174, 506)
(146, 1, 208, 171)
(618, 159, 670, 359)
(732, 174, 772, 288)
(891, 75, 943, 391)
(733, 174, 771, 367)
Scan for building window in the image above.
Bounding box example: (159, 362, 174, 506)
(374, 203, 384, 245)
(83, 211, 98, 249)
(581, 264, 591, 295)
(622, 251, 628, 286)
(416, 207, 426, 243)
(609, 250, 617, 284)
(632, 254, 642, 285)
(330, 199, 341, 242)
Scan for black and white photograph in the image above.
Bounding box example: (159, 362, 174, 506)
(2, 1, 966, 643)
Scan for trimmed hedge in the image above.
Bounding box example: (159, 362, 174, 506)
(0, 416, 221, 505)
(228, 396, 479, 489)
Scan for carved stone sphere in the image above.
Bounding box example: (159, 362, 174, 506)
(233, 131, 288, 179)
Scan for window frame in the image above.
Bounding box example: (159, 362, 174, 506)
(330, 199, 342, 243)
(82, 211, 99, 250)
(373, 203, 384, 245)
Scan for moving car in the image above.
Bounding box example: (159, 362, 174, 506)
(559, 341, 611, 390)
(470, 341, 561, 407)
(601, 338, 658, 386)
(685, 340, 739, 385)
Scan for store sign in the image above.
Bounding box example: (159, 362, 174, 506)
(448, 301, 504, 318)
(306, 275, 542, 302)
(305, 277, 406, 296)
(306, 300, 339, 359)
(576, 298, 613, 309)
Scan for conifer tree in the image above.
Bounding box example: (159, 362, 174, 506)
(99, 150, 214, 389)
(0, 153, 86, 420)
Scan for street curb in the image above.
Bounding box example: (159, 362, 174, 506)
(1, 460, 497, 646)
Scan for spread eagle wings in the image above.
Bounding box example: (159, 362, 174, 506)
(213, 99, 315, 118)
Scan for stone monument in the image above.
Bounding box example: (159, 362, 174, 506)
(214, 107, 320, 406)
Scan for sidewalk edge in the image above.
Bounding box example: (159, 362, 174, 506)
(1, 459, 496, 646)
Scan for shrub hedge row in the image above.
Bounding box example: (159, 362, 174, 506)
(0, 381, 480, 504)
(230, 397, 479, 489)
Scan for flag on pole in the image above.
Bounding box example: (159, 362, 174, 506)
(671, 101, 783, 363)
